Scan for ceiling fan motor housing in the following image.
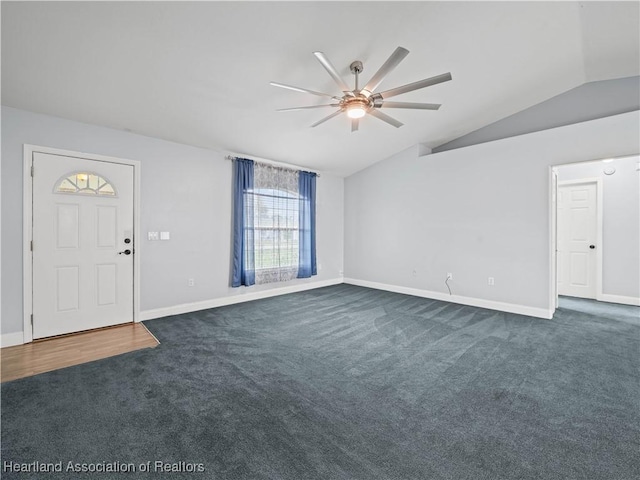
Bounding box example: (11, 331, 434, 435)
(342, 95, 372, 113)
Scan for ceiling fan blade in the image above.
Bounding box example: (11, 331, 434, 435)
(361, 47, 410, 96)
(270, 82, 341, 100)
(310, 109, 344, 128)
(368, 109, 404, 128)
(351, 118, 359, 132)
(277, 104, 340, 112)
(378, 101, 441, 110)
(377, 72, 452, 100)
(313, 52, 351, 93)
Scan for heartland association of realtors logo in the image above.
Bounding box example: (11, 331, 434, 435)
(3, 460, 206, 474)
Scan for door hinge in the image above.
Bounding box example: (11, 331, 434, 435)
(30, 165, 34, 177)
(30, 240, 33, 251)
(30, 314, 33, 325)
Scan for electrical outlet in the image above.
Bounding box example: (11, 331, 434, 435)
(446, 273, 453, 280)
(488, 277, 495, 286)
(188, 278, 195, 287)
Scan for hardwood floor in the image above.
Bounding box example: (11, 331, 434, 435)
(0, 323, 159, 383)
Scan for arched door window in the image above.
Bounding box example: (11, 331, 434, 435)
(54, 172, 117, 196)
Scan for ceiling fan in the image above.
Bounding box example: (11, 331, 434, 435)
(270, 47, 452, 132)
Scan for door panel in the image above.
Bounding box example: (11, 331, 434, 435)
(56, 204, 80, 248)
(32, 152, 134, 339)
(557, 182, 597, 299)
(97, 206, 117, 248)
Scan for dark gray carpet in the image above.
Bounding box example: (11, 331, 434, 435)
(2, 285, 639, 479)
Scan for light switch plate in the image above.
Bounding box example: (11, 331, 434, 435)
(160, 231, 170, 240)
(148, 232, 159, 241)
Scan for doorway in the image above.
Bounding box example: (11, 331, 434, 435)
(551, 154, 640, 311)
(23, 146, 141, 343)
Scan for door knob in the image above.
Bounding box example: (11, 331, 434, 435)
(118, 249, 132, 255)
(589, 245, 595, 249)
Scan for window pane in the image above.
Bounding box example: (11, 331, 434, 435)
(88, 174, 99, 190)
(57, 179, 77, 193)
(98, 183, 116, 196)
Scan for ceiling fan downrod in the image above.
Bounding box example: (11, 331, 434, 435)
(350, 60, 363, 92)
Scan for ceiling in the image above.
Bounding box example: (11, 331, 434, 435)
(2, 2, 638, 176)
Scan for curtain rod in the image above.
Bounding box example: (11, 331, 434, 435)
(225, 155, 320, 177)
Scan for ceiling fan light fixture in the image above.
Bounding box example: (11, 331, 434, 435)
(347, 105, 366, 119)
(344, 96, 370, 119)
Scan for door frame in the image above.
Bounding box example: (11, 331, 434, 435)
(23, 145, 142, 344)
(550, 173, 603, 308)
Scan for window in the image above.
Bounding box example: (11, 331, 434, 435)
(253, 188, 300, 269)
(54, 172, 116, 196)
(250, 163, 299, 284)
(232, 158, 316, 287)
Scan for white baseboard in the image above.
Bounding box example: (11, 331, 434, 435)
(343, 278, 554, 319)
(597, 293, 640, 307)
(140, 278, 344, 321)
(1, 331, 25, 348)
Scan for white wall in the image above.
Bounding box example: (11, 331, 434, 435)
(557, 156, 640, 299)
(1, 106, 344, 338)
(344, 111, 639, 317)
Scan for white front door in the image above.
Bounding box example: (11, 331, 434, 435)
(32, 152, 135, 339)
(557, 182, 597, 299)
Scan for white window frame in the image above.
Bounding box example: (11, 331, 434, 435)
(252, 188, 300, 273)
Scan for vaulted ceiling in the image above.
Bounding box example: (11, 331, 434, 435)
(2, 2, 638, 175)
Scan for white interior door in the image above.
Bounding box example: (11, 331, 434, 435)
(557, 181, 597, 299)
(32, 152, 134, 339)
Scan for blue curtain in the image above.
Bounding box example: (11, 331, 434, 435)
(231, 158, 255, 287)
(298, 171, 317, 278)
